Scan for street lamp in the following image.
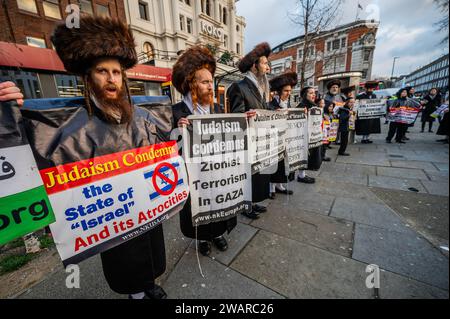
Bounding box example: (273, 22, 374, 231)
(391, 56, 400, 79)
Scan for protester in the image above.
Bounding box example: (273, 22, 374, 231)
(325, 80, 346, 145)
(171, 46, 234, 257)
(297, 87, 321, 184)
(436, 92, 449, 144)
(336, 98, 354, 156)
(268, 72, 298, 199)
(0, 16, 169, 299)
(227, 42, 272, 219)
(341, 86, 355, 100)
(386, 88, 409, 144)
(323, 101, 336, 150)
(421, 88, 442, 133)
(355, 81, 380, 144)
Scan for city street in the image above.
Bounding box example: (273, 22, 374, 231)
(13, 123, 449, 299)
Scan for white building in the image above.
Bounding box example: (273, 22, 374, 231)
(124, 0, 246, 68)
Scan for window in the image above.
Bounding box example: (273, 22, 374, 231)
(341, 38, 346, 48)
(187, 18, 193, 34)
(43, 0, 61, 19)
(16, 0, 37, 13)
(298, 49, 303, 60)
(179, 15, 185, 31)
(80, 0, 94, 15)
(26, 36, 46, 48)
(236, 25, 240, 32)
(143, 42, 154, 60)
(139, 1, 149, 20)
(236, 43, 240, 54)
(202, 0, 211, 16)
(327, 41, 331, 52)
(332, 39, 340, 50)
(363, 50, 371, 62)
(223, 7, 227, 25)
(185, 0, 191, 5)
(224, 35, 228, 48)
(96, 4, 110, 17)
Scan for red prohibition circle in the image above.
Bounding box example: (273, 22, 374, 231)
(152, 162, 179, 196)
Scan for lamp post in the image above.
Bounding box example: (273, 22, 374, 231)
(391, 56, 400, 79)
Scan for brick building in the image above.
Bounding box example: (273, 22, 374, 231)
(0, 0, 172, 99)
(269, 20, 379, 101)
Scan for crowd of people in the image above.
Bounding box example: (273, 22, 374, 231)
(0, 15, 448, 300)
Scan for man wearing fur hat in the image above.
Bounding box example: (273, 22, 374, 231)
(0, 16, 169, 299)
(268, 72, 298, 199)
(227, 42, 272, 220)
(355, 81, 380, 144)
(171, 46, 236, 257)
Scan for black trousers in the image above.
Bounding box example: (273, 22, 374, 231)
(338, 131, 349, 154)
(387, 123, 407, 142)
(421, 121, 434, 132)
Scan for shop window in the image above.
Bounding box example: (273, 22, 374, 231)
(16, 0, 37, 13)
(43, 0, 61, 19)
(26, 36, 47, 48)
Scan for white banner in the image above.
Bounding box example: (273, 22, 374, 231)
(308, 107, 323, 149)
(285, 109, 308, 173)
(183, 114, 252, 226)
(356, 99, 387, 119)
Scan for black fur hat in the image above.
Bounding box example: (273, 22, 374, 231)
(51, 15, 137, 75)
(270, 72, 298, 92)
(341, 86, 355, 96)
(172, 46, 216, 96)
(364, 81, 378, 89)
(327, 79, 342, 90)
(238, 42, 271, 73)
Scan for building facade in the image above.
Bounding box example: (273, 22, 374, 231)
(269, 20, 379, 102)
(124, 0, 246, 68)
(395, 54, 449, 95)
(0, 0, 172, 99)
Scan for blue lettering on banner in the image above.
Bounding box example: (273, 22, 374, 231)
(144, 162, 184, 200)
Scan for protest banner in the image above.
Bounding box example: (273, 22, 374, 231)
(0, 102, 55, 245)
(42, 141, 189, 266)
(328, 119, 339, 142)
(349, 114, 356, 131)
(308, 107, 323, 149)
(431, 104, 449, 120)
(285, 109, 308, 173)
(183, 114, 252, 226)
(248, 110, 288, 175)
(323, 119, 331, 145)
(355, 99, 387, 119)
(387, 99, 421, 125)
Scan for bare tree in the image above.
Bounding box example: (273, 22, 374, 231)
(289, 0, 343, 90)
(434, 0, 449, 45)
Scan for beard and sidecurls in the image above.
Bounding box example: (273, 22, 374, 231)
(188, 69, 214, 111)
(84, 71, 134, 125)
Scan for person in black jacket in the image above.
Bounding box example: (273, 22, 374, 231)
(386, 88, 409, 143)
(171, 46, 235, 257)
(355, 81, 380, 144)
(227, 42, 272, 220)
(267, 72, 298, 199)
(421, 88, 442, 133)
(336, 99, 354, 156)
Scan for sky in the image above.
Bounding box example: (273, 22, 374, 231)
(236, 0, 449, 78)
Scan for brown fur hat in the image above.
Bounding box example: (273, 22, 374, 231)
(270, 72, 298, 92)
(172, 46, 216, 96)
(327, 79, 342, 90)
(238, 42, 271, 73)
(51, 15, 137, 75)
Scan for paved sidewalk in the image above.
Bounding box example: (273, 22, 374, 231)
(17, 124, 449, 299)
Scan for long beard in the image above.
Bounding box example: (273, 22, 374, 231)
(90, 81, 133, 124)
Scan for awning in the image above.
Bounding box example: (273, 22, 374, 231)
(0, 41, 172, 82)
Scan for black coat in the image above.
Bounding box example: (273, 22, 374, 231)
(337, 107, 351, 132)
(20, 101, 171, 295)
(228, 77, 271, 202)
(422, 94, 442, 122)
(298, 99, 322, 171)
(171, 101, 237, 240)
(355, 92, 381, 135)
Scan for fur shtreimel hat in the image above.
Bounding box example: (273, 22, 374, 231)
(364, 81, 378, 89)
(327, 79, 342, 90)
(51, 16, 137, 75)
(270, 72, 298, 92)
(238, 42, 271, 73)
(341, 86, 355, 96)
(172, 46, 216, 96)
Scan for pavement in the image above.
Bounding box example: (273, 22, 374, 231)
(15, 123, 449, 299)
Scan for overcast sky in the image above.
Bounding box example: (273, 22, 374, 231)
(236, 0, 449, 78)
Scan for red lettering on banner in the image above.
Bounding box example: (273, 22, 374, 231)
(74, 226, 110, 252)
(40, 142, 178, 195)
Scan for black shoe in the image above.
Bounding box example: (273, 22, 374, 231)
(429, 130, 433, 133)
(396, 140, 406, 144)
(386, 139, 392, 144)
(212, 236, 228, 252)
(269, 192, 276, 200)
(367, 140, 373, 144)
(297, 176, 316, 184)
(275, 188, 293, 195)
(322, 157, 331, 162)
(338, 153, 350, 156)
(144, 285, 167, 299)
(242, 210, 260, 220)
(199, 241, 212, 256)
(253, 204, 267, 213)
(436, 139, 447, 142)
(402, 137, 410, 141)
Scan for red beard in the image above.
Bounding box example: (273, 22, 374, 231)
(90, 81, 133, 124)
